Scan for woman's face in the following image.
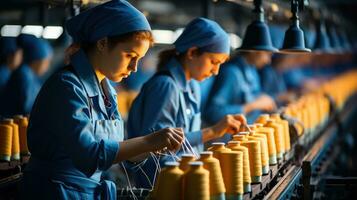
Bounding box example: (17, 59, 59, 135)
(99, 37, 150, 82)
(188, 51, 229, 82)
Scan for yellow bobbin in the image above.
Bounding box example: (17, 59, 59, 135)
(247, 132, 269, 175)
(265, 119, 285, 160)
(219, 151, 244, 197)
(183, 161, 210, 200)
(240, 140, 262, 183)
(199, 151, 226, 197)
(14, 115, 30, 156)
(0, 124, 13, 161)
(179, 154, 196, 172)
(1, 119, 20, 160)
(226, 141, 251, 193)
(154, 161, 183, 200)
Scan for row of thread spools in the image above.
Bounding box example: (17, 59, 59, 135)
(0, 115, 30, 162)
(283, 69, 357, 143)
(150, 70, 357, 200)
(150, 113, 292, 200)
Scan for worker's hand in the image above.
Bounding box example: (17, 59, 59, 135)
(254, 94, 277, 112)
(147, 128, 184, 152)
(210, 114, 247, 137)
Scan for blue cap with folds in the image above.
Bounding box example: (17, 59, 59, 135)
(17, 34, 53, 63)
(0, 37, 18, 59)
(65, 0, 151, 43)
(174, 17, 230, 54)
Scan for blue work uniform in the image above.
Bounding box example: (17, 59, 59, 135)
(204, 55, 262, 130)
(0, 64, 42, 116)
(21, 49, 123, 199)
(0, 65, 11, 94)
(258, 64, 287, 101)
(127, 58, 202, 188)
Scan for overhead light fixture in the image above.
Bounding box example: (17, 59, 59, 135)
(152, 29, 174, 44)
(21, 25, 44, 38)
(1, 25, 22, 37)
(42, 26, 64, 39)
(280, 0, 311, 53)
(238, 0, 278, 52)
(313, 19, 333, 54)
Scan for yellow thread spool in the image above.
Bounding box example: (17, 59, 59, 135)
(247, 131, 269, 175)
(255, 114, 270, 125)
(0, 124, 13, 161)
(254, 124, 277, 165)
(14, 115, 30, 156)
(270, 114, 291, 152)
(183, 161, 210, 200)
(265, 119, 284, 160)
(220, 151, 243, 199)
(207, 142, 231, 160)
(240, 140, 262, 183)
(199, 151, 226, 199)
(1, 119, 20, 160)
(226, 141, 251, 193)
(154, 162, 183, 200)
(179, 154, 196, 172)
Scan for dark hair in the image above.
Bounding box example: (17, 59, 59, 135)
(81, 30, 154, 53)
(157, 47, 203, 71)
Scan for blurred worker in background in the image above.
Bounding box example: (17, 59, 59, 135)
(0, 34, 52, 117)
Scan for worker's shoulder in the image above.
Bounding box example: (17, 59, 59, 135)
(44, 65, 84, 91)
(144, 72, 178, 91)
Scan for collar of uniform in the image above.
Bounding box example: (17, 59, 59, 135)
(70, 49, 100, 97)
(166, 58, 189, 92)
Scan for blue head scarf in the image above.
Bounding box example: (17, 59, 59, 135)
(66, 0, 151, 43)
(0, 37, 18, 60)
(174, 17, 230, 54)
(17, 34, 53, 63)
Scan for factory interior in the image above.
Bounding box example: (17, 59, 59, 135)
(0, 0, 357, 199)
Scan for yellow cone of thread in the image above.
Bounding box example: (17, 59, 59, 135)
(183, 161, 210, 200)
(247, 131, 269, 175)
(179, 154, 196, 172)
(226, 141, 251, 193)
(241, 140, 262, 183)
(1, 119, 20, 160)
(255, 124, 277, 165)
(154, 161, 183, 200)
(270, 114, 291, 152)
(14, 116, 30, 156)
(265, 119, 284, 160)
(219, 151, 244, 199)
(255, 114, 270, 125)
(232, 132, 249, 142)
(207, 142, 231, 159)
(199, 151, 226, 199)
(0, 124, 13, 161)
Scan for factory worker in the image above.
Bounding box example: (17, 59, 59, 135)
(127, 17, 247, 188)
(204, 51, 276, 129)
(257, 25, 288, 103)
(20, 1, 184, 199)
(0, 34, 52, 117)
(0, 36, 22, 95)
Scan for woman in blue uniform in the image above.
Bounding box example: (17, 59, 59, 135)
(204, 51, 276, 127)
(127, 17, 247, 188)
(0, 36, 22, 94)
(20, 1, 184, 199)
(0, 34, 52, 117)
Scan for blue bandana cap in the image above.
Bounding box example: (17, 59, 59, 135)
(66, 0, 151, 43)
(174, 17, 230, 54)
(17, 34, 53, 63)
